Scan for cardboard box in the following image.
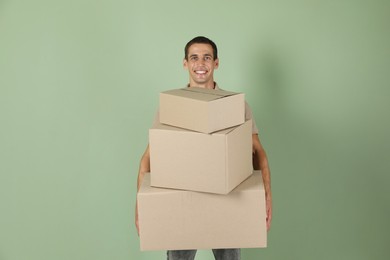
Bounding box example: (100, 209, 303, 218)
(137, 170, 267, 251)
(149, 120, 252, 194)
(159, 87, 245, 133)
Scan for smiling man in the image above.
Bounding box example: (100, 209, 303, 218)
(183, 38, 219, 89)
(136, 36, 272, 260)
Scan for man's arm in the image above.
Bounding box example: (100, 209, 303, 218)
(135, 145, 150, 235)
(252, 134, 272, 231)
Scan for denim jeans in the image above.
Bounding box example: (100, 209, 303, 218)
(167, 249, 240, 260)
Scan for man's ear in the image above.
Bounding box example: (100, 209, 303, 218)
(183, 59, 188, 69)
(214, 58, 219, 69)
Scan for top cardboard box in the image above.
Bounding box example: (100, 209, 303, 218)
(159, 87, 245, 133)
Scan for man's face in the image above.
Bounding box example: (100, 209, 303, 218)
(183, 43, 219, 88)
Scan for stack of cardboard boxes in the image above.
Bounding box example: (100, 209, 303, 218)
(137, 87, 267, 251)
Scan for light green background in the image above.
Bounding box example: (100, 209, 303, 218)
(1, 0, 389, 259)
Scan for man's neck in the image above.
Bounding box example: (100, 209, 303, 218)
(188, 81, 216, 89)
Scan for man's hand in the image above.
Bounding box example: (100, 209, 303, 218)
(252, 134, 272, 231)
(135, 202, 140, 236)
(266, 192, 272, 231)
(135, 145, 150, 237)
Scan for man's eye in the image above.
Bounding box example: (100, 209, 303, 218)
(190, 57, 197, 61)
(205, 56, 212, 61)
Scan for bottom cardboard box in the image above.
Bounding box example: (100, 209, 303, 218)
(137, 170, 267, 251)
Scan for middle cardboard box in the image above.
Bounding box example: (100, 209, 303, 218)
(149, 119, 253, 194)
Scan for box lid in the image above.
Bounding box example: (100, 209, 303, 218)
(139, 170, 263, 195)
(161, 87, 241, 102)
(150, 120, 248, 135)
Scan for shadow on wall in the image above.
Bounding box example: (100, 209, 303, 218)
(248, 44, 343, 169)
(246, 43, 390, 259)
(249, 47, 286, 122)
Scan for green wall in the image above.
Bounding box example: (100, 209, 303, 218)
(1, 1, 389, 259)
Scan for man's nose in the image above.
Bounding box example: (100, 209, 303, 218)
(196, 58, 206, 65)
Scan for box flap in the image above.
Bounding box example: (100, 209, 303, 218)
(139, 171, 263, 195)
(151, 121, 190, 132)
(211, 120, 250, 135)
(151, 121, 239, 135)
(150, 120, 251, 137)
(161, 87, 240, 102)
(182, 87, 240, 97)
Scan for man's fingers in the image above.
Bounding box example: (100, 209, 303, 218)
(265, 201, 272, 231)
(136, 220, 140, 236)
(266, 206, 272, 231)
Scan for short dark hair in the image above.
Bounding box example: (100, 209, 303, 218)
(184, 36, 218, 61)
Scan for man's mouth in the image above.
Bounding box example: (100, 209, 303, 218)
(195, 70, 207, 75)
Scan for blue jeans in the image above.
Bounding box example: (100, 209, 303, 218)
(167, 249, 240, 260)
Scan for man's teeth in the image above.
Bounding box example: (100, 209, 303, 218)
(195, 71, 206, 74)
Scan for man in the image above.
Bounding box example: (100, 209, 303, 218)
(136, 36, 272, 260)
